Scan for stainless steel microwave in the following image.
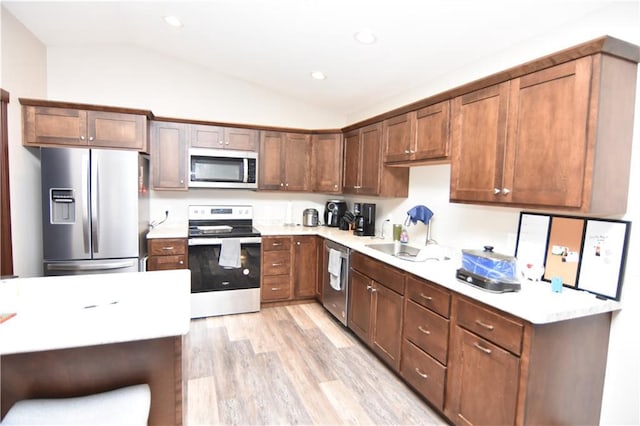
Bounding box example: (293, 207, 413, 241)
(189, 148, 258, 189)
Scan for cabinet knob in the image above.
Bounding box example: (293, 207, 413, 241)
(502, 188, 511, 195)
(89, 136, 94, 141)
(285, 183, 289, 187)
(219, 140, 224, 145)
(473, 342, 493, 354)
(366, 285, 372, 291)
(225, 140, 229, 145)
(280, 183, 284, 187)
(179, 260, 184, 265)
(371, 287, 377, 293)
(415, 368, 429, 379)
(180, 180, 184, 184)
(296, 241, 301, 245)
(493, 188, 501, 195)
(80, 136, 85, 141)
(404, 150, 411, 154)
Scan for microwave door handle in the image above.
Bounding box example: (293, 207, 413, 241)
(243, 158, 249, 183)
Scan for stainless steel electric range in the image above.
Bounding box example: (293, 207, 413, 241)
(187, 205, 261, 318)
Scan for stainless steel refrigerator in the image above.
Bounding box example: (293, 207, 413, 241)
(41, 147, 149, 276)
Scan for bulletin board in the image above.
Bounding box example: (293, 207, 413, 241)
(515, 211, 630, 300)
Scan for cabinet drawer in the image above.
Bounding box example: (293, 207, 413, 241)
(351, 252, 405, 295)
(148, 238, 186, 256)
(406, 275, 450, 318)
(404, 300, 449, 365)
(263, 237, 292, 251)
(262, 251, 291, 276)
(401, 340, 446, 410)
(262, 276, 291, 301)
(456, 296, 524, 355)
(147, 255, 187, 270)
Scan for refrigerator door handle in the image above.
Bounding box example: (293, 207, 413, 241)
(47, 260, 136, 272)
(81, 153, 90, 253)
(91, 153, 99, 253)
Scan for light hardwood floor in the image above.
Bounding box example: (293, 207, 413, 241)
(186, 302, 447, 425)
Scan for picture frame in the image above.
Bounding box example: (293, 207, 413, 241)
(515, 211, 630, 300)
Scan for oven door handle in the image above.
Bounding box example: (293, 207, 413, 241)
(188, 236, 262, 246)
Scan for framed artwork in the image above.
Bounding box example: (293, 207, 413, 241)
(515, 211, 630, 300)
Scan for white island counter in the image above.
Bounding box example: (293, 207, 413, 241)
(0, 269, 190, 425)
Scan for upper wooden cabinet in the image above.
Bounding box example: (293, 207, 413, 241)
(150, 121, 188, 191)
(450, 53, 637, 214)
(22, 104, 147, 151)
(312, 133, 343, 193)
(343, 123, 409, 197)
(383, 100, 450, 165)
(259, 131, 311, 192)
(189, 124, 258, 151)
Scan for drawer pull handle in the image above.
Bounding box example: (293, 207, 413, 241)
(222, 281, 230, 286)
(272, 243, 281, 246)
(271, 263, 282, 267)
(418, 325, 431, 335)
(420, 293, 433, 301)
(162, 246, 174, 250)
(271, 287, 280, 291)
(475, 319, 495, 331)
(474, 342, 492, 354)
(415, 368, 429, 379)
(366, 285, 373, 291)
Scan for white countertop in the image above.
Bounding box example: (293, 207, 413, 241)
(0, 269, 191, 355)
(146, 222, 188, 239)
(258, 224, 622, 324)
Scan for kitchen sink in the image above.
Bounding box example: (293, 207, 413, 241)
(365, 242, 449, 262)
(365, 242, 421, 258)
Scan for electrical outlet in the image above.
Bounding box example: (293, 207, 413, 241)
(386, 214, 393, 222)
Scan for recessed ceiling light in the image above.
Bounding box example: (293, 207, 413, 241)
(354, 29, 377, 45)
(310, 71, 327, 80)
(163, 15, 183, 28)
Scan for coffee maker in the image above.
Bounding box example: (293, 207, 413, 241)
(354, 203, 376, 236)
(324, 200, 347, 227)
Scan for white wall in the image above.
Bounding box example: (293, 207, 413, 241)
(4, 1, 640, 422)
(46, 45, 344, 130)
(1, 8, 47, 278)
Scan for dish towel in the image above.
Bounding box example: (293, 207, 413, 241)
(219, 239, 241, 268)
(406, 205, 434, 225)
(328, 248, 343, 291)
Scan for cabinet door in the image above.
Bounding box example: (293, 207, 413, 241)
(225, 127, 258, 151)
(283, 133, 311, 192)
(383, 113, 413, 163)
(358, 122, 382, 195)
(190, 124, 224, 148)
(87, 111, 146, 151)
(503, 57, 592, 208)
(450, 82, 510, 203)
(258, 131, 285, 190)
(342, 129, 360, 194)
(370, 282, 403, 370)
(446, 326, 520, 426)
(312, 133, 343, 193)
(348, 269, 373, 342)
(150, 121, 188, 190)
(293, 236, 318, 298)
(414, 100, 450, 161)
(23, 106, 87, 146)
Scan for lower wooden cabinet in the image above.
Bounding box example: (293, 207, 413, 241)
(147, 238, 187, 271)
(349, 252, 405, 371)
(261, 235, 319, 303)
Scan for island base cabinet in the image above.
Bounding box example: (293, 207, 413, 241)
(1, 336, 185, 426)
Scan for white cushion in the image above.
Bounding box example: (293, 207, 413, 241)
(1, 384, 150, 425)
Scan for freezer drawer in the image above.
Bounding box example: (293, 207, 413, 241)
(44, 258, 139, 276)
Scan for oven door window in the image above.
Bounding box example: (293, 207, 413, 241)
(189, 243, 261, 292)
(191, 156, 245, 183)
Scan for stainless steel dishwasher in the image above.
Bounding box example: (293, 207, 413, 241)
(322, 239, 350, 326)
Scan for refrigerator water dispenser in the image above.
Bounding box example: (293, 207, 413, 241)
(50, 189, 76, 224)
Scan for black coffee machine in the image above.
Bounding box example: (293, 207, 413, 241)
(324, 200, 347, 227)
(354, 203, 376, 236)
